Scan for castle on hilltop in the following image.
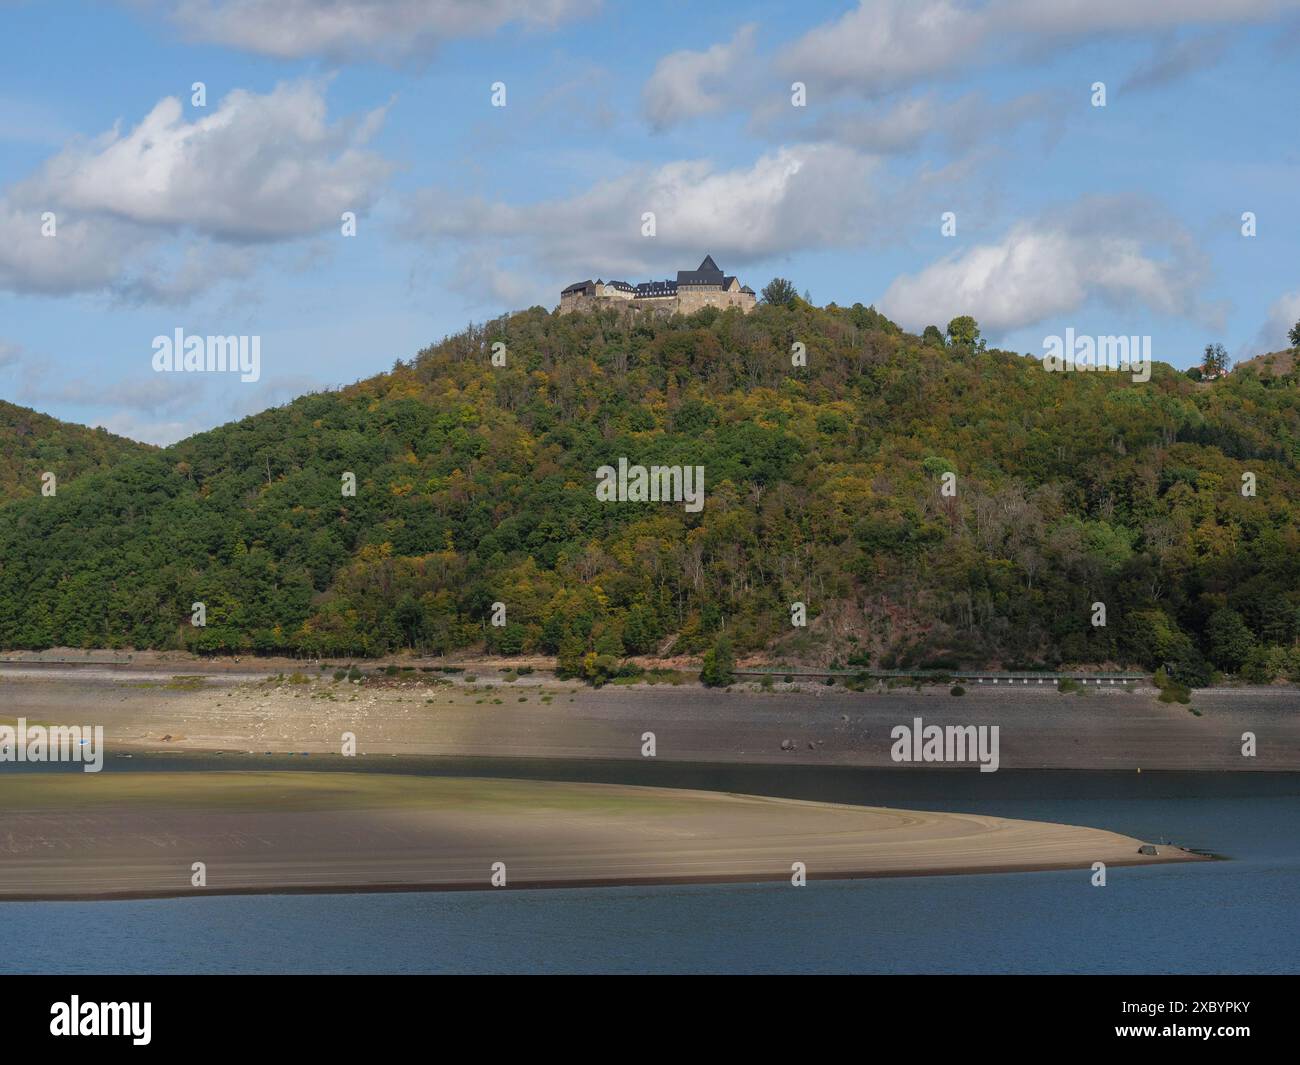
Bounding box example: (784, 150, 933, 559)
(559, 255, 756, 315)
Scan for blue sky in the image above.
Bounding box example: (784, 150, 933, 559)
(2, 0, 1299, 444)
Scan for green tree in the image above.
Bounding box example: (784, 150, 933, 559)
(1206, 608, 1255, 672)
(1166, 643, 1213, 689)
(1289, 320, 1300, 349)
(1122, 609, 1186, 668)
(556, 631, 586, 679)
(946, 316, 983, 351)
(622, 605, 660, 655)
(495, 621, 527, 655)
(1202, 343, 1230, 376)
(760, 278, 797, 306)
(394, 593, 424, 648)
(539, 612, 566, 654)
(921, 325, 945, 347)
(700, 634, 735, 687)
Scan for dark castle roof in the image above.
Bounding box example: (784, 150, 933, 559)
(563, 256, 747, 298)
(676, 254, 725, 286)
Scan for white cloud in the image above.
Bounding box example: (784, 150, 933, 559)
(112, 242, 261, 305)
(160, 0, 589, 61)
(1000, 0, 1300, 35)
(93, 413, 193, 445)
(1120, 33, 1232, 94)
(794, 89, 1066, 156)
(0, 81, 390, 301)
(407, 143, 885, 286)
(17, 80, 392, 243)
(782, 0, 983, 96)
(880, 199, 1208, 333)
(787, 95, 943, 156)
(9, 345, 330, 445)
(780, 0, 1300, 95)
(0, 200, 287, 302)
(0, 203, 142, 296)
(642, 25, 757, 131)
(1255, 290, 1300, 352)
(18, 370, 197, 416)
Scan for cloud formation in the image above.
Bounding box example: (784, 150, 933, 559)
(407, 143, 886, 288)
(16, 80, 391, 242)
(0, 80, 390, 300)
(3, 337, 328, 446)
(879, 198, 1210, 334)
(779, 0, 1300, 96)
(642, 25, 758, 131)
(1121, 34, 1232, 94)
(785, 89, 1067, 156)
(159, 0, 589, 61)
(1255, 290, 1300, 353)
(0, 204, 138, 296)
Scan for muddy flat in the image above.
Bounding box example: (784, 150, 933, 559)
(0, 772, 1201, 899)
(1, 667, 1297, 770)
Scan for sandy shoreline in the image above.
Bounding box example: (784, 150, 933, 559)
(0, 667, 1273, 900)
(0, 772, 1202, 900)
(2, 666, 1297, 770)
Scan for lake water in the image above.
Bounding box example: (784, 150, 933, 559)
(4, 761, 1298, 974)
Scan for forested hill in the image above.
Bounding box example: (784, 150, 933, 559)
(0, 400, 153, 504)
(2, 301, 1299, 683)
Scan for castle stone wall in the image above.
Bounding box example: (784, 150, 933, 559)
(559, 291, 599, 314)
(559, 289, 756, 316)
(674, 287, 756, 315)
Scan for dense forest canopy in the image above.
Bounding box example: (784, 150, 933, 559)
(0, 400, 153, 504)
(1, 301, 1298, 685)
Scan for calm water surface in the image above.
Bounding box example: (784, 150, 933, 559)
(4, 760, 1297, 974)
